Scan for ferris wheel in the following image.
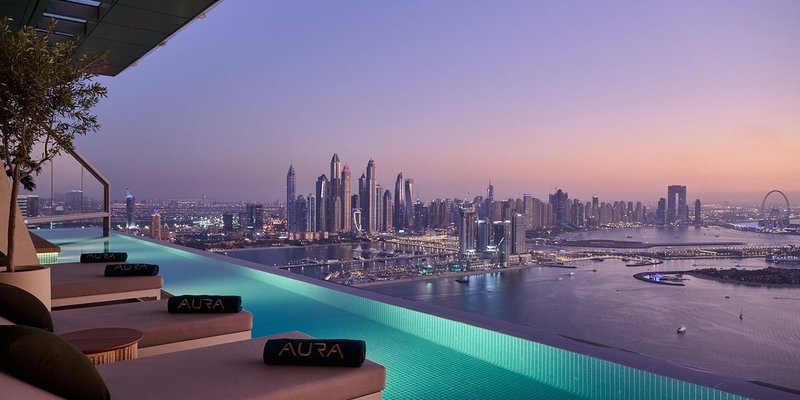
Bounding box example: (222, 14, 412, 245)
(760, 190, 791, 229)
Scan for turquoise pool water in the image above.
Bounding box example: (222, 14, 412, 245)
(37, 229, 749, 400)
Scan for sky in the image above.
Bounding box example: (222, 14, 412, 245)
(52, 0, 800, 204)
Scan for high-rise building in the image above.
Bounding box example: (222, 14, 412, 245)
(125, 188, 135, 229)
(457, 204, 476, 254)
(222, 213, 234, 233)
(404, 178, 414, 229)
(694, 199, 702, 225)
(307, 194, 316, 232)
(150, 211, 162, 240)
(286, 164, 296, 232)
(366, 159, 377, 233)
(414, 200, 425, 231)
(667, 185, 687, 225)
(656, 198, 667, 225)
(295, 195, 307, 232)
(245, 203, 264, 230)
(476, 219, 490, 252)
(315, 174, 328, 232)
(358, 172, 367, 221)
(394, 173, 405, 231)
(512, 213, 525, 254)
(487, 180, 494, 202)
(382, 190, 393, 231)
(375, 184, 383, 232)
(16, 195, 39, 218)
(351, 193, 360, 232)
(65, 189, 84, 213)
(342, 164, 351, 232)
(549, 189, 569, 227)
(493, 220, 511, 266)
(329, 154, 342, 232)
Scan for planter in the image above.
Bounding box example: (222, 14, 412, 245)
(0, 265, 51, 310)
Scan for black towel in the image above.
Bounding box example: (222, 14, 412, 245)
(80, 252, 128, 263)
(104, 264, 159, 277)
(167, 295, 242, 313)
(263, 338, 366, 368)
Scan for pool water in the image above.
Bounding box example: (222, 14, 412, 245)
(37, 228, 747, 400)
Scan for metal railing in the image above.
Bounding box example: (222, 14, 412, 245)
(24, 148, 111, 236)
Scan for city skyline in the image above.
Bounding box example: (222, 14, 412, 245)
(57, 1, 798, 202)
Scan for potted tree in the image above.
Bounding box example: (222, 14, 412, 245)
(0, 18, 107, 304)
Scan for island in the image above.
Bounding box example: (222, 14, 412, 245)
(690, 267, 800, 286)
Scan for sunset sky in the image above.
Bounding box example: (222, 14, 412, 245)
(59, 1, 799, 204)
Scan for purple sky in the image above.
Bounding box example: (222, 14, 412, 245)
(62, 1, 800, 204)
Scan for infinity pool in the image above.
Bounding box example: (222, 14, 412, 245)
(37, 228, 754, 399)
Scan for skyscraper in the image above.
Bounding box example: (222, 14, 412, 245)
(125, 188, 135, 229)
(394, 173, 405, 231)
(511, 213, 525, 255)
(66, 189, 83, 213)
(342, 164, 351, 232)
(358, 173, 367, 217)
(404, 178, 414, 229)
(307, 193, 316, 232)
(694, 199, 702, 225)
(351, 193, 360, 232)
(329, 154, 342, 232)
(315, 174, 328, 232)
(487, 180, 494, 202)
(382, 190, 393, 232)
(457, 204, 476, 254)
(150, 211, 161, 240)
(245, 203, 264, 230)
(667, 185, 687, 225)
(295, 195, 307, 233)
(286, 164, 296, 232)
(656, 198, 667, 225)
(366, 159, 377, 233)
(476, 219, 489, 252)
(493, 220, 511, 266)
(549, 189, 569, 227)
(375, 184, 383, 232)
(222, 213, 234, 233)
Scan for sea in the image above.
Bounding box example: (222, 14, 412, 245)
(227, 226, 800, 391)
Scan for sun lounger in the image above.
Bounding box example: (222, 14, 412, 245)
(97, 331, 386, 400)
(0, 331, 384, 400)
(50, 262, 162, 307)
(51, 299, 252, 357)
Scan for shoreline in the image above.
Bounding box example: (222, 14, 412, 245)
(351, 264, 536, 288)
(686, 272, 800, 289)
(217, 242, 371, 253)
(637, 270, 800, 288)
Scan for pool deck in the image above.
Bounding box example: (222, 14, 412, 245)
(39, 229, 800, 400)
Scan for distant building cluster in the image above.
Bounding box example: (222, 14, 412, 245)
(286, 154, 414, 236)
(286, 159, 707, 241)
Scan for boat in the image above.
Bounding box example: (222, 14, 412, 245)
(739, 306, 743, 320)
(568, 272, 575, 276)
(455, 277, 469, 284)
(677, 325, 687, 333)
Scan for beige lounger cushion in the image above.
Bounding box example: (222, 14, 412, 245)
(0, 370, 62, 399)
(97, 331, 386, 400)
(50, 262, 162, 299)
(51, 299, 252, 348)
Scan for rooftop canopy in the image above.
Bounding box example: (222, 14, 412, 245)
(1, 0, 218, 76)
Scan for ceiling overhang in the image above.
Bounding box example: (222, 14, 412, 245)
(1, 0, 220, 76)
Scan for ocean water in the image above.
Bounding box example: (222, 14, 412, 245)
(366, 227, 800, 391)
